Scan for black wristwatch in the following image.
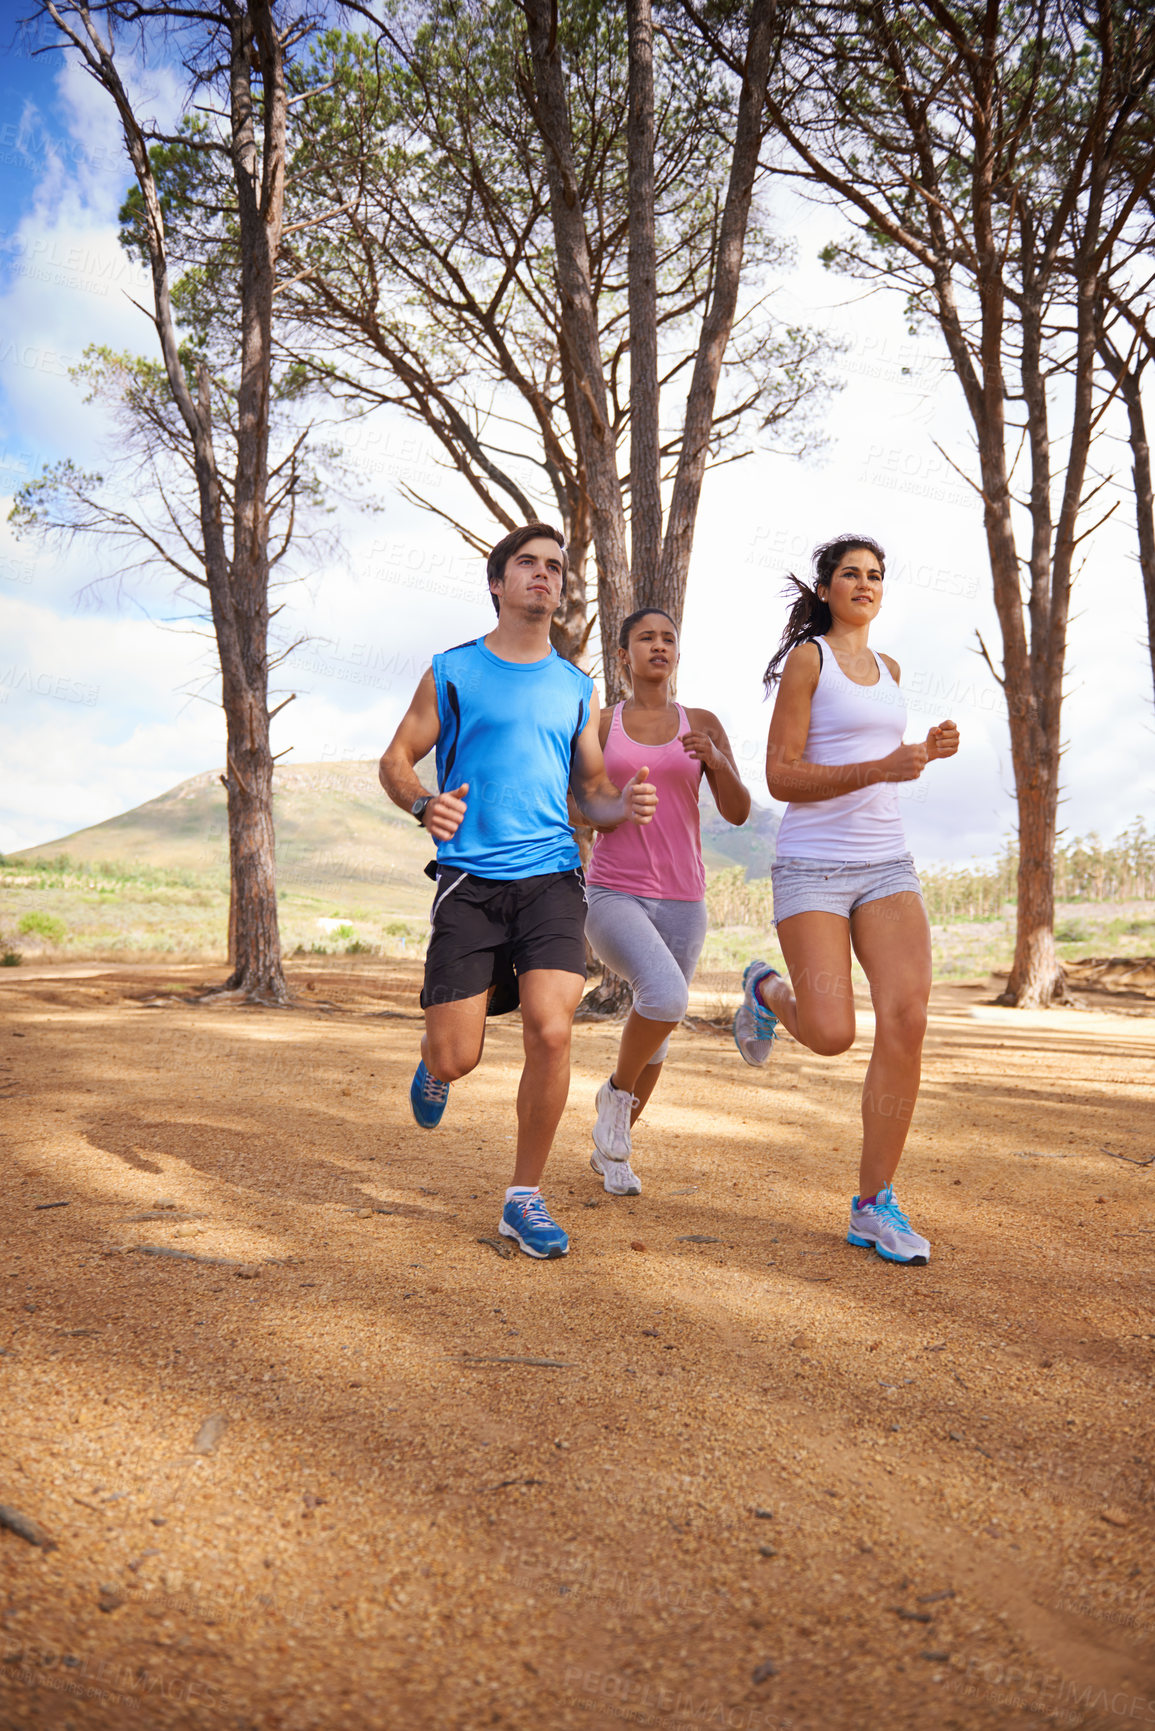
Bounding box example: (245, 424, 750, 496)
(410, 795, 434, 826)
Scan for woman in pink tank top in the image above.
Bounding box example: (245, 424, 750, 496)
(584, 608, 751, 1196)
(733, 535, 960, 1267)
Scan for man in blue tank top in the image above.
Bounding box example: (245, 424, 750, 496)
(380, 524, 658, 1259)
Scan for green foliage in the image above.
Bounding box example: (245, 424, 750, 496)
(277, 1, 834, 528)
(9, 460, 104, 539)
(1053, 819, 1155, 903)
(1, 855, 217, 894)
(18, 911, 67, 943)
(706, 822, 1155, 930)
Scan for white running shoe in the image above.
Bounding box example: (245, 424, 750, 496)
(591, 1076, 641, 1195)
(593, 1076, 636, 1159)
(847, 1185, 930, 1265)
(590, 1143, 642, 1197)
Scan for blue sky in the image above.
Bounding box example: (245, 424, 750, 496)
(0, 3, 1151, 868)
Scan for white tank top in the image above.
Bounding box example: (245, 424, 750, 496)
(774, 638, 909, 862)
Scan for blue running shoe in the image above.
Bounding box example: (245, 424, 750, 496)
(499, 1192, 569, 1260)
(733, 960, 780, 1066)
(409, 1059, 450, 1130)
(847, 1184, 930, 1265)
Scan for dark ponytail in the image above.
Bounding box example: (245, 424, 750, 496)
(762, 533, 885, 691)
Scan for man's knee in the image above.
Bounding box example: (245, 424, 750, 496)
(426, 1046, 482, 1084)
(522, 1014, 574, 1063)
(424, 1030, 484, 1083)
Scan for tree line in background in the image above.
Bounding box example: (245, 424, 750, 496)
(11, 0, 1155, 1009)
(709, 817, 1155, 927)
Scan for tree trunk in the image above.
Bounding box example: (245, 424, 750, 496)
(1124, 365, 1155, 710)
(216, 0, 288, 1003)
(522, 0, 633, 688)
(576, 967, 634, 1020)
(48, 0, 291, 1004)
(221, 691, 284, 1001)
(550, 514, 593, 666)
(627, 0, 662, 591)
(1099, 333, 1155, 708)
(652, 0, 777, 628)
(999, 733, 1064, 1005)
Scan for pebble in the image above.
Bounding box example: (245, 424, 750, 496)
(758, 1545, 777, 1558)
(192, 1413, 229, 1456)
(753, 1508, 774, 1520)
(234, 1265, 261, 1279)
(751, 1660, 777, 1683)
(790, 1333, 811, 1349)
(630, 1241, 647, 1252)
(97, 1585, 124, 1614)
(1101, 1508, 1130, 1528)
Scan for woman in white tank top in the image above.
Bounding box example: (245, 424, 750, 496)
(733, 535, 959, 1266)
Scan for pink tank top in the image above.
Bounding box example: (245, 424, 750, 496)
(587, 703, 706, 901)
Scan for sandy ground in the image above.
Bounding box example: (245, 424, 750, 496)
(1, 959, 1153, 1731)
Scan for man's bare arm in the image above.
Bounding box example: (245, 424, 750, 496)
(379, 669, 468, 842)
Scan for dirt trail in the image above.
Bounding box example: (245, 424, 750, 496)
(0, 960, 1152, 1731)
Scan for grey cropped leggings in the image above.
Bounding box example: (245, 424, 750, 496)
(584, 884, 708, 1065)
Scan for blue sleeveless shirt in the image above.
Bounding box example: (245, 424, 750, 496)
(431, 638, 594, 879)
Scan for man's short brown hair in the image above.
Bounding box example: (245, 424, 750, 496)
(486, 523, 568, 614)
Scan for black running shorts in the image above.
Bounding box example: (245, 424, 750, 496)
(420, 867, 588, 1016)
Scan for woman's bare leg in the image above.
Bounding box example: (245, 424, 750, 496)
(629, 1055, 665, 1123)
(611, 1008, 679, 1096)
(848, 892, 932, 1196)
(761, 912, 856, 1055)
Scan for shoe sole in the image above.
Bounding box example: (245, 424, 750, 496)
(498, 1221, 568, 1259)
(847, 1230, 929, 1266)
(589, 1152, 641, 1196)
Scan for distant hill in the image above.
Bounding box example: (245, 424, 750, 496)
(13, 759, 779, 906)
(13, 761, 439, 920)
(700, 798, 779, 878)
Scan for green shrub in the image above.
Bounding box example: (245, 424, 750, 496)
(18, 911, 66, 943)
